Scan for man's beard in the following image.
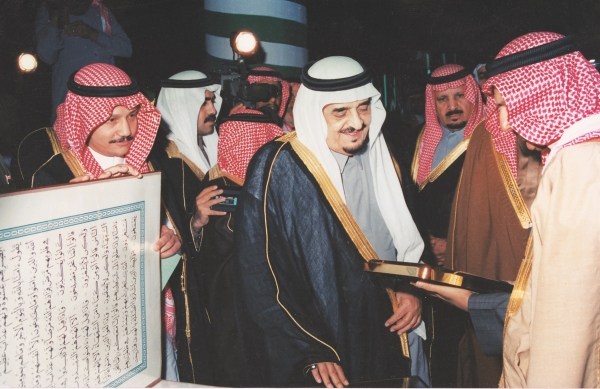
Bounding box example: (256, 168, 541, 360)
(341, 128, 369, 155)
(445, 108, 467, 130)
(446, 121, 467, 130)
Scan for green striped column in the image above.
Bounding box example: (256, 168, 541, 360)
(203, 0, 308, 78)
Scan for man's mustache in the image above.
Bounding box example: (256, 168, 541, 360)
(339, 124, 366, 134)
(204, 114, 217, 123)
(446, 109, 464, 117)
(109, 135, 134, 143)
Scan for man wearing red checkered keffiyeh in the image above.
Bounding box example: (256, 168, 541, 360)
(442, 74, 544, 389)
(31, 63, 180, 259)
(479, 31, 600, 388)
(410, 64, 483, 267)
(190, 107, 282, 386)
(414, 32, 600, 389)
(408, 64, 484, 388)
(28, 63, 212, 383)
(228, 66, 290, 126)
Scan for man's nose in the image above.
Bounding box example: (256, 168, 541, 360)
(348, 108, 363, 129)
(448, 97, 458, 110)
(115, 117, 133, 137)
(207, 102, 217, 115)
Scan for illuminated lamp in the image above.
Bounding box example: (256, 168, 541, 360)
(18, 53, 37, 73)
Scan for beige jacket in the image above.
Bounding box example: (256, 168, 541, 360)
(502, 141, 600, 387)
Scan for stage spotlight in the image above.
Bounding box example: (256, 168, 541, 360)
(18, 53, 37, 73)
(230, 30, 258, 57)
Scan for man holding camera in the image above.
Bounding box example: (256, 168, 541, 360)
(192, 66, 290, 231)
(196, 107, 283, 386)
(231, 56, 428, 387)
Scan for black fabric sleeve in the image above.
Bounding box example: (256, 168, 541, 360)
(467, 293, 509, 356)
(233, 145, 340, 386)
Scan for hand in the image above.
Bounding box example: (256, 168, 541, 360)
(384, 291, 422, 335)
(69, 164, 142, 183)
(69, 173, 94, 183)
(98, 164, 142, 179)
(64, 21, 99, 40)
(191, 185, 227, 232)
(311, 362, 349, 388)
(412, 281, 473, 311)
(429, 234, 447, 266)
(228, 103, 245, 116)
(153, 225, 181, 259)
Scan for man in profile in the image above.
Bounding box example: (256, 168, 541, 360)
(233, 56, 427, 387)
(417, 31, 600, 388)
(156, 70, 222, 180)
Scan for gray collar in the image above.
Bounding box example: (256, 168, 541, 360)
(330, 149, 365, 174)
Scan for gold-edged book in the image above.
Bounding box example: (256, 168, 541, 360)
(364, 260, 513, 294)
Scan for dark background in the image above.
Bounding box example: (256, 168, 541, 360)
(2, 0, 600, 154)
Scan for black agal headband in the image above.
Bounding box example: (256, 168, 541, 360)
(301, 61, 371, 91)
(160, 75, 216, 88)
(67, 71, 139, 97)
(485, 35, 578, 79)
(426, 68, 470, 85)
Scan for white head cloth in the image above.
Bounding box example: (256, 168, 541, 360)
(294, 56, 424, 263)
(156, 70, 222, 173)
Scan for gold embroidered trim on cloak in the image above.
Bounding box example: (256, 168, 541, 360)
(494, 150, 532, 229)
(226, 212, 234, 233)
(501, 234, 533, 387)
(208, 165, 220, 181)
(448, 166, 465, 271)
(286, 132, 410, 358)
(30, 153, 62, 188)
(385, 288, 411, 358)
(29, 128, 81, 187)
(263, 138, 341, 361)
(411, 126, 425, 184)
(46, 127, 62, 155)
(165, 140, 205, 181)
(288, 134, 376, 259)
(418, 134, 471, 192)
(505, 234, 533, 321)
(20, 127, 62, 182)
(62, 149, 86, 178)
(207, 164, 245, 187)
(276, 131, 297, 143)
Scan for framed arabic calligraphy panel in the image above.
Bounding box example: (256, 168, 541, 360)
(0, 174, 162, 387)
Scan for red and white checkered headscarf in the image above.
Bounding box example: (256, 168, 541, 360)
(417, 64, 484, 185)
(217, 108, 283, 181)
(54, 63, 161, 178)
(247, 66, 290, 118)
(483, 32, 600, 171)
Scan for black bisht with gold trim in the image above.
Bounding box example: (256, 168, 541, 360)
(231, 134, 411, 387)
